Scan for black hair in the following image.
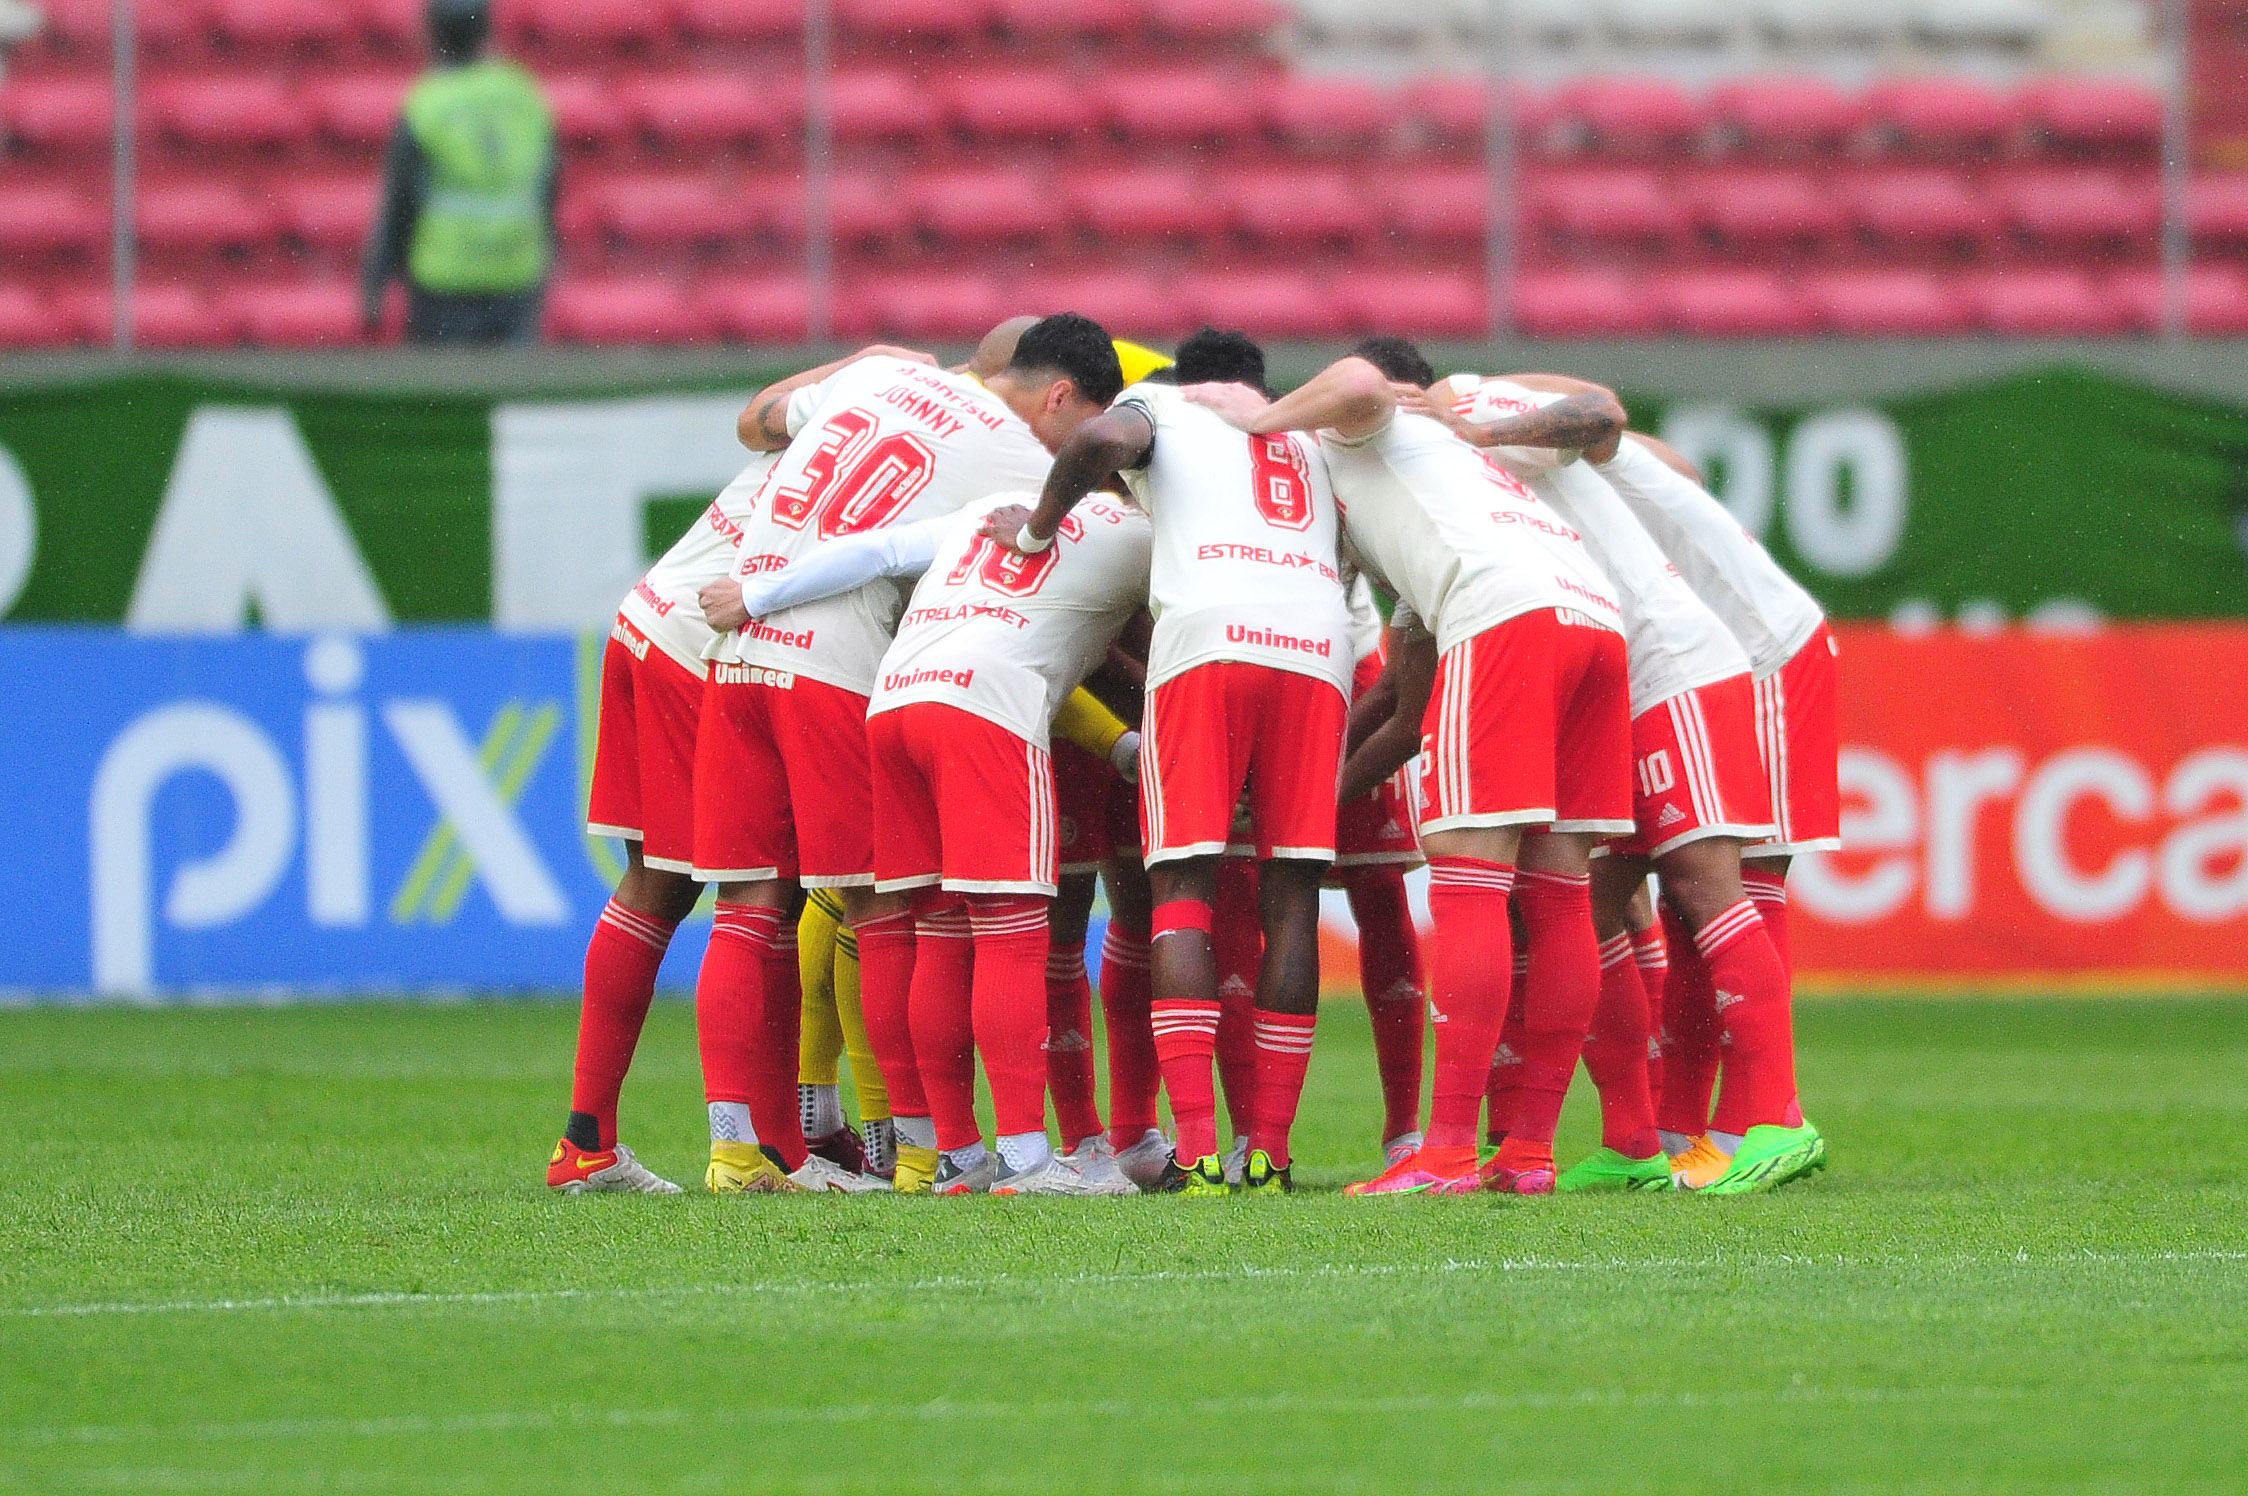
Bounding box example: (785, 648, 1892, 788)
(428, 0, 490, 62)
(1006, 312, 1124, 406)
(1138, 364, 1182, 384)
(1171, 327, 1267, 394)
(1350, 335, 1436, 389)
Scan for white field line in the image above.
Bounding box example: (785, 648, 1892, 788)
(5, 1248, 2242, 1323)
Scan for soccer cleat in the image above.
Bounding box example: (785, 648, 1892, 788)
(892, 1143, 939, 1195)
(1477, 1155, 1556, 1195)
(1156, 1155, 1232, 1195)
(1221, 1135, 1249, 1188)
(1382, 1131, 1424, 1168)
(1113, 1128, 1174, 1193)
(788, 1154, 891, 1194)
(1667, 1134, 1731, 1192)
(991, 1155, 1113, 1196)
(1343, 1147, 1482, 1197)
(807, 1124, 870, 1176)
(1699, 1122, 1825, 1196)
(931, 1152, 1000, 1196)
(1059, 1136, 1141, 1196)
(1556, 1147, 1676, 1193)
(705, 1140, 802, 1194)
(1242, 1148, 1292, 1193)
(547, 1139, 682, 1195)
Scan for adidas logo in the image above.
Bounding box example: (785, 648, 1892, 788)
(1218, 975, 1254, 999)
(1428, 1000, 1447, 1023)
(1491, 1043, 1520, 1068)
(1044, 1028, 1091, 1054)
(1657, 803, 1687, 828)
(1646, 1038, 1663, 1059)
(1714, 987, 1746, 1012)
(1380, 818, 1406, 837)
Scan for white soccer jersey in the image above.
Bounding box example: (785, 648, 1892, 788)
(1112, 381, 1353, 694)
(870, 493, 1153, 745)
(1345, 572, 1385, 665)
(1320, 410, 1622, 658)
(714, 357, 1054, 695)
(1595, 435, 1825, 679)
(618, 451, 778, 674)
(1457, 379, 1750, 716)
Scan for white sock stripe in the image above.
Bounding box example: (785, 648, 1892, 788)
(1045, 953, 1089, 975)
(1597, 933, 1635, 968)
(1429, 863, 1516, 893)
(601, 900, 671, 938)
(1515, 868, 1591, 889)
(599, 903, 674, 951)
(916, 915, 973, 939)
(1694, 901, 1762, 957)
(971, 913, 1049, 937)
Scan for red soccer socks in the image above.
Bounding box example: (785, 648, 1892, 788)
(968, 895, 1052, 1141)
(1345, 866, 1425, 1144)
(569, 898, 679, 1150)
(1581, 932, 1662, 1159)
(1150, 898, 1221, 1165)
(1425, 857, 1517, 1149)
(1248, 1010, 1317, 1168)
(1045, 944, 1103, 1149)
(906, 898, 979, 1152)
(1099, 921, 1160, 1149)
(1699, 900, 1801, 1134)
(1502, 869, 1601, 1166)
(696, 902, 804, 1168)
(855, 907, 928, 1126)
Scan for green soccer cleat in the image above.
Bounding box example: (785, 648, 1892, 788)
(1556, 1147, 1676, 1193)
(1699, 1122, 1825, 1196)
(1242, 1149, 1293, 1194)
(1157, 1154, 1233, 1196)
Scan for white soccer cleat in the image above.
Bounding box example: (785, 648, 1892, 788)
(1059, 1136, 1142, 1196)
(1222, 1135, 1249, 1188)
(991, 1155, 1114, 1196)
(549, 1140, 683, 1195)
(787, 1154, 892, 1194)
(1383, 1131, 1425, 1168)
(1113, 1128, 1174, 1192)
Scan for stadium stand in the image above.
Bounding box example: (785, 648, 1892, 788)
(0, 0, 2230, 346)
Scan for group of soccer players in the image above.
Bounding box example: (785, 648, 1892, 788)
(545, 308, 1840, 1199)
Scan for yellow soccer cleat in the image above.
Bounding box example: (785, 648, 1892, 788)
(892, 1142, 939, 1195)
(706, 1140, 801, 1194)
(1667, 1134, 1731, 1192)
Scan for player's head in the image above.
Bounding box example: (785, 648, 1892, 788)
(428, 0, 490, 61)
(964, 315, 1042, 381)
(1172, 327, 1268, 395)
(1350, 336, 1436, 390)
(986, 312, 1125, 454)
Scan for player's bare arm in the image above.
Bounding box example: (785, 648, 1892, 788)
(698, 577, 749, 633)
(984, 405, 1155, 554)
(1176, 379, 1270, 430)
(734, 343, 937, 450)
(1447, 388, 1626, 461)
(1344, 625, 1412, 755)
(1337, 629, 1437, 803)
(1229, 356, 1396, 441)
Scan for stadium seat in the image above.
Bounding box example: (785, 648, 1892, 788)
(274, 174, 380, 252)
(0, 184, 108, 260)
(1144, 0, 1290, 44)
(0, 77, 114, 153)
(1510, 269, 1663, 337)
(829, 70, 935, 144)
(2104, 265, 2248, 335)
(135, 181, 281, 254)
(864, 271, 1009, 339)
(1548, 76, 1705, 157)
(1686, 168, 1846, 253)
(1020, 268, 1188, 337)
(590, 172, 755, 248)
(1067, 166, 1226, 240)
(1336, 270, 1487, 338)
(1801, 269, 1973, 334)
(624, 73, 795, 151)
(1229, 168, 1373, 245)
(547, 276, 715, 344)
(1841, 167, 1997, 259)
(1186, 270, 1348, 338)
(1996, 169, 2159, 254)
(1400, 75, 1489, 148)
(0, 287, 73, 350)
(229, 281, 363, 347)
(990, 0, 1146, 46)
(1372, 164, 1486, 244)
(2017, 77, 2164, 156)
(828, 172, 914, 245)
(1262, 74, 1395, 153)
(514, 0, 671, 57)
(675, 0, 809, 46)
(542, 74, 632, 152)
(939, 69, 1100, 144)
(2191, 174, 2248, 249)
(309, 72, 416, 151)
(1708, 75, 1863, 156)
(357, 0, 428, 52)
(1098, 69, 1264, 144)
(700, 273, 813, 342)
(838, 0, 992, 48)
(63, 284, 245, 348)
(148, 76, 314, 154)
(1864, 76, 2019, 156)
(1660, 271, 1816, 335)
(1532, 168, 1690, 254)
(910, 167, 1054, 244)
(207, 0, 357, 53)
(1963, 268, 2127, 335)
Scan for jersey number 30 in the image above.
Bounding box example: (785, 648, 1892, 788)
(1248, 435, 1315, 532)
(769, 409, 938, 539)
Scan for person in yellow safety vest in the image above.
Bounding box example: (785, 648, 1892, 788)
(360, 0, 557, 345)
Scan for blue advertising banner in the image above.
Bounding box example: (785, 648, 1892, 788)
(0, 628, 716, 998)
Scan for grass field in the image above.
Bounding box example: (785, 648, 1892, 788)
(5, 994, 2246, 1494)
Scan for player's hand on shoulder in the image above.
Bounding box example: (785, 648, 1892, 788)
(698, 578, 750, 634)
(977, 503, 1038, 551)
(1179, 381, 1269, 430)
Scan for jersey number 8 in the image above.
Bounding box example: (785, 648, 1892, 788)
(769, 409, 938, 539)
(1248, 435, 1315, 532)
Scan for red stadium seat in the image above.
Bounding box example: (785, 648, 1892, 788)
(1186, 270, 1348, 338)
(542, 74, 632, 151)
(0, 288, 74, 350)
(1801, 270, 1972, 335)
(1067, 166, 1226, 240)
(0, 184, 108, 260)
(1144, 0, 1288, 44)
(1549, 76, 1704, 156)
(1336, 271, 1487, 339)
(63, 284, 245, 348)
(1686, 169, 1846, 253)
(230, 282, 363, 347)
(136, 180, 281, 254)
(1229, 168, 1372, 244)
(909, 168, 1054, 244)
(1963, 268, 2126, 335)
(309, 72, 415, 150)
(208, 0, 357, 52)
(1020, 268, 1187, 337)
(148, 75, 314, 154)
(938, 70, 1100, 145)
(1510, 269, 1661, 337)
(1709, 76, 1864, 156)
(675, 0, 808, 45)
(548, 276, 715, 344)
(829, 172, 914, 244)
(1373, 165, 1487, 244)
(1865, 77, 2019, 156)
(0, 77, 115, 152)
(829, 70, 935, 144)
(1262, 74, 1394, 153)
(274, 174, 380, 251)
(624, 73, 796, 150)
(2191, 174, 2248, 248)
(2103, 266, 2248, 334)
(1840, 167, 1997, 259)
(1532, 168, 1690, 254)
(1996, 169, 2158, 254)
(699, 273, 813, 342)
(865, 272, 1009, 339)
(990, 0, 1144, 46)
(1098, 69, 1262, 144)
(20, 0, 116, 54)
(358, 0, 428, 51)
(1660, 272, 1816, 336)
(1401, 75, 1487, 147)
(590, 172, 755, 248)
(515, 0, 672, 56)
(838, 0, 992, 47)
(2018, 77, 2163, 156)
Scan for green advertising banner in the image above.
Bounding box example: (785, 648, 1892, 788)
(2, 366, 2245, 628)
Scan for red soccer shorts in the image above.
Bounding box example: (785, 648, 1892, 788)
(585, 618, 705, 874)
(1418, 607, 1633, 838)
(1141, 661, 1348, 865)
(1749, 622, 1842, 859)
(1610, 671, 1778, 859)
(869, 701, 1060, 895)
(690, 664, 874, 887)
(1053, 740, 1117, 876)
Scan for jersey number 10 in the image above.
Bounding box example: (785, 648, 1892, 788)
(947, 515, 1083, 597)
(769, 409, 939, 539)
